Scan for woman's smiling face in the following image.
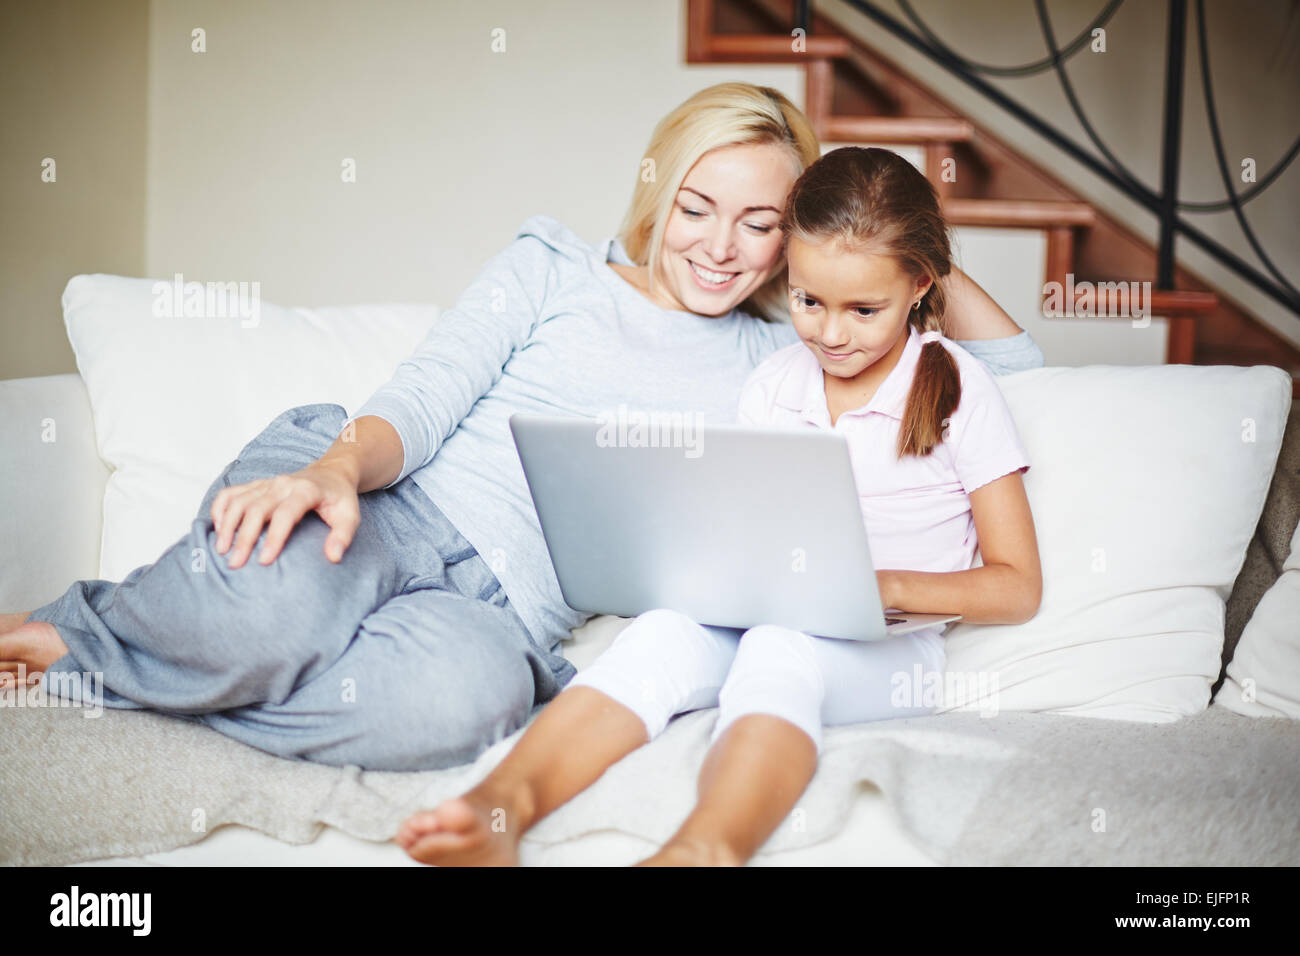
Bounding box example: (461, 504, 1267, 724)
(652, 142, 800, 315)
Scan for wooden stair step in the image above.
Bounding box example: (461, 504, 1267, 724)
(823, 114, 973, 144)
(1196, 344, 1300, 368)
(942, 198, 1096, 228)
(1146, 290, 1218, 314)
(703, 34, 852, 61)
(1040, 283, 1218, 317)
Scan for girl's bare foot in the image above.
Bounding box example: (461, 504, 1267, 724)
(635, 837, 744, 867)
(394, 787, 530, 866)
(0, 620, 69, 687)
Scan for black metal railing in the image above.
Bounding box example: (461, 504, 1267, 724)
(809, 0, 1300, 317)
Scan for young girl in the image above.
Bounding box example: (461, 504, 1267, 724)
(394, 146, 1043, 866)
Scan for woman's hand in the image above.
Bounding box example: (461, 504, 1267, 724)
(210, 461, 361, 569)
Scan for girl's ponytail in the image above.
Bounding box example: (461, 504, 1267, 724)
(899, 321, 961, 458)
(899, 272, 960, 457)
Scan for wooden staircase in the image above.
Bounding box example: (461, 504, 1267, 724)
(687, 0, 1300, 394)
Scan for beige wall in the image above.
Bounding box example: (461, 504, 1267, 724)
(1, 0, 800, 380)
(0, 0, 149, 380)
(141, 0, 800, 308)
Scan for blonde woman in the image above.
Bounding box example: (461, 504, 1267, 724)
(2, 83, 1041, 777)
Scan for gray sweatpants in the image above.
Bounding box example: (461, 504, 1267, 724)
(27, 403, 577, 771)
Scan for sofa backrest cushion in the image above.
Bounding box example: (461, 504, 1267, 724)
(940, 363, 1291, 723)
(61, 274, 439, 580)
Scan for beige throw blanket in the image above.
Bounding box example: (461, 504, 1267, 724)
(2, 693, 1296, 866)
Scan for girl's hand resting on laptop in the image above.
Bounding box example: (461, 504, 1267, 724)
(876, 570, 902, 611)
(210, 462, 361, 570)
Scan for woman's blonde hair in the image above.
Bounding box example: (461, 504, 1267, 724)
(781, 146, 959, 459)
(616, 83, 821, 323)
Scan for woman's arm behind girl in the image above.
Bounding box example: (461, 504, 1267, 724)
(943, 267, 1047, 376)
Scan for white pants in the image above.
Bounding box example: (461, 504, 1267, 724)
(566, 608, 947, 754)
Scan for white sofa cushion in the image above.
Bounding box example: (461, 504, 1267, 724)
(1215, 514, 1300, 719)
(938, 364, 1292, 723)
(61, 274, 438, 580)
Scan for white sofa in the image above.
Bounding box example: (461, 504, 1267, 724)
(2, 275, 1298, 866)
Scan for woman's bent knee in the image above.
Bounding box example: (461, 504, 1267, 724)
(150, 514, 370, 688)
(355, 654, 537, 772)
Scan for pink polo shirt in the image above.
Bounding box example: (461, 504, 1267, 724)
(737, 324, 1031, 582)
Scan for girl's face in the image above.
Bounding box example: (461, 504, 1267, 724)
(653, 142, 799, 316)
(786, 235, 932, 384)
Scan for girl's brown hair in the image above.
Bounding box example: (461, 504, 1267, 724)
(780, 146, 960, 458)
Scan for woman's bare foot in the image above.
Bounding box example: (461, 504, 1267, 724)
(635, 837, 744, 867)
(0, 668, 43, 689)
(0, 620, 69, 687)
(394, 786, 531, 866)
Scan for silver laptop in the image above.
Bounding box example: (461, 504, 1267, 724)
(508, 413, 962, 642)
